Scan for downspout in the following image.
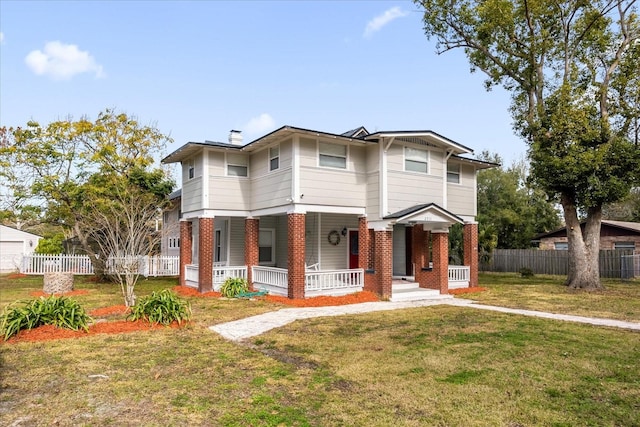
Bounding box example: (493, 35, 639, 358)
(443, 150, 453, 210)
(380, 137, 395, 218)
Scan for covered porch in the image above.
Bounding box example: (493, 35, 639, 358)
(178, 204, 478, 300)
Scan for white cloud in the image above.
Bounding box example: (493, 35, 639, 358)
(244, 113, 276, 135)
(25, 41, 105, 80)
(363, 7, 408, 38)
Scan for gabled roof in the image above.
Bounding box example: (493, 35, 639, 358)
(341, 126, 369, 138)
(364, 130, 473, 155)
(384, 203, 464, 228)
(534, 219, 640, 239)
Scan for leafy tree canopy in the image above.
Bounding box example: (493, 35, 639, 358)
(415, 0, 640, 289)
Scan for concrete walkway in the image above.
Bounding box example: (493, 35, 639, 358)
(210, 298, 640, 341)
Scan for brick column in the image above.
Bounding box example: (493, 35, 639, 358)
(358, 216, 369, 271)
(179, 220, 192, 287)
(374, 230, 393, 299)
(420, 231, 449, 294)
(463, 222, 479, 288)
(412, 224, 425, 276)
(245, 218, 259, 290)
(198, 217, 215, 293)
(287, 213, 305, 299)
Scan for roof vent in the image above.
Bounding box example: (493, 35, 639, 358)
(229, 130, 243, 145)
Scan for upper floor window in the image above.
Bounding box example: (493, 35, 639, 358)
(187, 160, 195, 179)
(319, 142, 347, 169)
(405, 147, 428, 173)
(447, 163, 460, 183)
(227, 153, 248, 177)
(269, 146, 280, 171)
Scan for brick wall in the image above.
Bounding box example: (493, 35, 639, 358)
(463, 222, 479, 287)
(287, 213, 306, 299)
(198, 217, 214, 293)
(358, 217, 369, 271)
(245, 218, 259, 290)
(179, 220, 192, 287)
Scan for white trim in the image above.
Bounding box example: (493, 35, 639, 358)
(202, 149, 209, 208)
(184, 205, 366, 220)
(443, 150, 453, 209)
(292, 136, 300, 203)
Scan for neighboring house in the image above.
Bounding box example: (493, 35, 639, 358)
(0, 225, 42, 272)
(161, 126, 495, 300)
(535, 220, 640, 251)
(161, 189, 182, 257)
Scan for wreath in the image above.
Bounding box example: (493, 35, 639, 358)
(327, 230, 341, 246)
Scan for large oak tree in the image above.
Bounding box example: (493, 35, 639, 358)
(415, 0, 640, 289)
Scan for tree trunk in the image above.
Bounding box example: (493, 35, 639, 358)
(73, 221, 106, 280)
(561, 194, 604, 290)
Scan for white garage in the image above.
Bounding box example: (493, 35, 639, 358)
(0, 225, 42, 273)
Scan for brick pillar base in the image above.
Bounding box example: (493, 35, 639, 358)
(421, 231, 448, 294)
(198, 217, 215, 293)
(245, 218, 259, 291)
(179, 220, 192, 287)
(287, 213, 305, 299)
(374, 230, 392, 299)
(358, 217, 369, 271)
(463, 222, 479, 288)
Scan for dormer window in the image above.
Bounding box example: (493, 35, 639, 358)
(319, 142, 347, 169)
(405, 147, 428, 173)
(227, 153, 248, 177)
(269, 146, 280, 171)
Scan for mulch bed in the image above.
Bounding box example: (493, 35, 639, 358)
(448, 287, 487, 295)
(29, 289, 91, 297)
(4, 320, 184, 344)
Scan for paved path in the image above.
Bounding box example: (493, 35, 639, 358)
(210, 297, 640, 341)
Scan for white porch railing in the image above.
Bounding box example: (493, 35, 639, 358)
(213, 266, 247, 290)
(305, 269, 364, 295)
(252, 266, 289, 295)
(21, 254, 179, 277)
(184, 264, 199, 288)
(448, 265, 470, 289)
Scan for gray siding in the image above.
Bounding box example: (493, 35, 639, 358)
(298, 137, 367, 207)
(250, 140, 293, 210)
(447, 163, 477, 217)
(228, 217, 246, 266)
(182, 177, 203, 213)
(318, 213, 359, 270)
(207, 178, 251, 210)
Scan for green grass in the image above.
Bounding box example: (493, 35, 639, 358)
(473, 273, 640, 321)
(1, 273, 639, 426)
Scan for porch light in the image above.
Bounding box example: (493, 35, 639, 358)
(341, 227, 347, 236)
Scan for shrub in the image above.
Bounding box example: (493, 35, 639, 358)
(0, 296, 92, 341)
(520, 267, 535, 278)
(220, 277, 249, 298)
(128, 289, 191, 325)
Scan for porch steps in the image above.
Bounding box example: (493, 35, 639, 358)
(390, 282, 453, 302)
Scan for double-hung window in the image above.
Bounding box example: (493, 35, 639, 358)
(227, 153, 248, 177)
(405, 147, 428, 173)
(447, 163, 460, 183)
(187, 160, 195, 179)
(269, 146, 280, 171)
(319, 142, 347, 169)
(259, 229, 275, 265)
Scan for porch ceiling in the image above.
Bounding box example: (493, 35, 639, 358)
(384, 203, 463, 230)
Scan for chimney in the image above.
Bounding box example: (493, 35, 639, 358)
(229, 130, 243, 145)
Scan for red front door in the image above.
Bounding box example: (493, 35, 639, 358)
(349, 230, 359, 269)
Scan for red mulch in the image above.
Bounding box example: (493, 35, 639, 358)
(173, 285, 221, 298)
(29, 289, 90, 297)
(448, 287, 487, 295)
(6, 273, 27, 279)
(266, 291, 380, 307)
(89, 305, 129, 317)
(4, 320, 184, 344)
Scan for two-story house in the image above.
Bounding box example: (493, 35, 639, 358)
(161, 125, 494, 301)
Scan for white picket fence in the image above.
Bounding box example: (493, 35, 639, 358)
(20, 254, 180, 277)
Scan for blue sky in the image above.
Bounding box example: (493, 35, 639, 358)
(0, 0, 527, 166)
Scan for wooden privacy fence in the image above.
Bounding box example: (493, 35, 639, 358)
(20, 254, 180, 277)
(480, 249, 635, 278)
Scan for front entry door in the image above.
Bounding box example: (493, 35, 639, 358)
(349, 230, 359, 269)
